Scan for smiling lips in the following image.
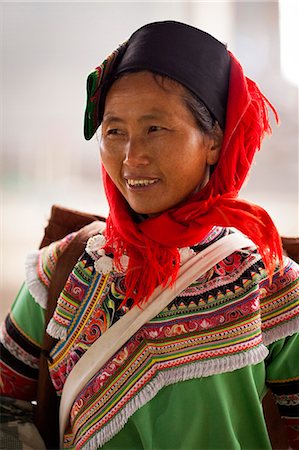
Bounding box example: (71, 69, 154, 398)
(126, 178, 159, 188)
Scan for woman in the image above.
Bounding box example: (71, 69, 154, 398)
(1, 21, 298, 450)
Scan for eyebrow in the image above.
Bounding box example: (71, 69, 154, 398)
(102, 111, 171, 124)
(102, 114, 123, 123)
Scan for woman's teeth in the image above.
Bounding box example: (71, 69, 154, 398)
(127, 179, 158, 187)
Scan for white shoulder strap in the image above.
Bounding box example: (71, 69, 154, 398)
(59, 232, 253, 444)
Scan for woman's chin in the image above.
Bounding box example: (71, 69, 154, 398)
(128, 202, 166, 218)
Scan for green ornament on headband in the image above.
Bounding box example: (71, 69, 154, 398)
(84, 41, 128, 141)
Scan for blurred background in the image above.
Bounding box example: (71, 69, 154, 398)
(1, 0, 298, 320)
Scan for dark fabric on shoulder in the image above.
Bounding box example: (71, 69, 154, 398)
(281, 236, 299, 264)
(39, 204, 105, 248)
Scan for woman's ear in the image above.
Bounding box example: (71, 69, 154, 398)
(207, 140, 222, 166)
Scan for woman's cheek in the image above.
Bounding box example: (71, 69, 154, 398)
(101, 143, 120, 163)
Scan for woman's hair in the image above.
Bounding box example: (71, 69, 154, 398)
(152, 73, 223, 147)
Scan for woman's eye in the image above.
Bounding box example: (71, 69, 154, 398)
(106, 128, 124, 137)
(148, 125, 164, 133)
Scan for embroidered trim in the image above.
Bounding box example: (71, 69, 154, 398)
(263, 316, 299, 346)
(46, 231, 298, 449)
(25, 233, 77, 310)
(0, 322, 40, 369)
(46, 257, 95, 341)
(76, 345, 269, 450)
(25, 251, 48, 309)
(274, 392, 299, 407)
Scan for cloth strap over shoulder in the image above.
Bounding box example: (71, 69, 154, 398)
(59, 232, 254, 445)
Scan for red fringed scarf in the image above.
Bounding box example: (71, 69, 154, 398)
(102, 52, 283, 306)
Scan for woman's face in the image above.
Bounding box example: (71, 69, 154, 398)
(100, 71, 220, 216)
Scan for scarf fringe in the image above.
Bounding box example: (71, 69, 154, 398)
(213, 56, 279, 196)
(210, 197, 283, 283)
(105, 215, 181, 308)
(262, 316, 299, 346)
(25, 251, 48, 309)
(79, 345, 269, 449)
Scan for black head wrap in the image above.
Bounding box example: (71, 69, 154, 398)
(84, 21, 230, 140)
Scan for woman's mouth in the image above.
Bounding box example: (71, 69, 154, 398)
(125, 178, 159, 188)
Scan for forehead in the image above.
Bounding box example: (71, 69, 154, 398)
(103, 71, 188, 119)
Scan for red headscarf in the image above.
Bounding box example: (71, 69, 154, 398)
(101, 52, 283, 307)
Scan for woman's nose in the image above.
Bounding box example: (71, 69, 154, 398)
(123, 137, 150, 166)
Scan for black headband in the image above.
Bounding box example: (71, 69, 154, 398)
(84, 21, 231, 140)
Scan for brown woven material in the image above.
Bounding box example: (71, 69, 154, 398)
(39, 204, 105, 249)
(282, 236, 299, 264)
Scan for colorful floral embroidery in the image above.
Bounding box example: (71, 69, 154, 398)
(46, 231, 299, 449)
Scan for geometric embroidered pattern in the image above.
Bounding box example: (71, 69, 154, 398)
(47, 231, 299, 449)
